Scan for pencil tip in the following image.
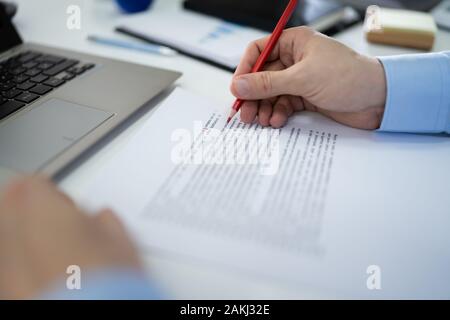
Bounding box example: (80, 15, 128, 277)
(227, 109, 237, 125)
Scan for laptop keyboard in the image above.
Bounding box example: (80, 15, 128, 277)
(0, 50, 95, 121)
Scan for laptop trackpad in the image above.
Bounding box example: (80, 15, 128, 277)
(0, 99, 113, 172)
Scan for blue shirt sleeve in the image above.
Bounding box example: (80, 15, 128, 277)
(38, 268, 163, 300)
(378, 52, 450, 134)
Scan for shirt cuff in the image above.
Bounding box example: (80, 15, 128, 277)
(38, 268, 163, 300)
(378, 52, 450, 134)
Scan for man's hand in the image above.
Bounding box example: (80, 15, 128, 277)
(0, 176, 141, 299)
(231, 27, 387, 129)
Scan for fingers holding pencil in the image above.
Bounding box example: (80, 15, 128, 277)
(233, 26, 316, 79)
(234, 37, 282, 77)
(226, 0, 299, 124)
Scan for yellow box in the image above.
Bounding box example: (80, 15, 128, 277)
(364, 6, 437, 51)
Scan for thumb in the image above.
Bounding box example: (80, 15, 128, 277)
(231, 69, 294, 100)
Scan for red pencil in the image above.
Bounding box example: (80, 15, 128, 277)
(227, 0, 299, 124)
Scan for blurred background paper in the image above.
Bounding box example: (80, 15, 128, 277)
(117, 8, 268, 70)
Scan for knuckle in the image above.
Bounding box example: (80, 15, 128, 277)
(1, 178, 28, 206)
(246, 40, 259, 55)
(21, 176, 46, 191)
(2, 176, 51, 206)
(277, 100, 290, 113)
(244, 43, 253, 56)
(289, 26, 317, 42)
(248, 40, 258, 49)
(260, 72, 273, 95)
(11, 177, 30, 193)
(248, 36, 267, 53)
(296, 26, 314, 35)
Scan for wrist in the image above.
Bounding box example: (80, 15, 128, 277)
(360, 56, 387, 129)
(367, 56, 387, 108)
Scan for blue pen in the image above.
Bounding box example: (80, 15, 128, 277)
(87, 35, 177, 57)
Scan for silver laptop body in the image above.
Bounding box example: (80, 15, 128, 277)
(0, 5, 181, 188)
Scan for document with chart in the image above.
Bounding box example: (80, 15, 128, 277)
(78, 88, 450, 298)
(117, 9, 267, 69)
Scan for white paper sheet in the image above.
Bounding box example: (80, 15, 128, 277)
(117, 9, 268, 69)
(78, 88, 450, 298)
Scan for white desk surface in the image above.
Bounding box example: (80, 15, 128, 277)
(12, 0, 450, 299)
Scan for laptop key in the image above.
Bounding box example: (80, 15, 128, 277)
(30, 85, 52, 95)
(43, 60, 79, 76)
(3, 60, 21, 69)
(67, 67, 85, 75)
(2, 89, 22, 99)
(0, 100, 25, 120)
(37, 62, 54, 70)
(15, 92, 39, 104)
(25, 68, 42, 77)
(10, 67, 27, 75)
(18, 52, 41, 63)
(13, 74, 30, 84)
(81, 63, 95, 71)
(30, 74, 49, 83)
(16, 81, 36, 91)
(35, 54, 66, 64)
(0, 97, 5, 105)
(0, 72, 13, 81)
(0, 81, 15, 91)
(23, 61, 38, 69)
(43, 78, 65, 87)
(61, 73, 75, 81)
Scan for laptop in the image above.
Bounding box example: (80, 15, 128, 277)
(0, 4, 181, 188)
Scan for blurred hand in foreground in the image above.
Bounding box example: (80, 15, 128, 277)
(0, 176, 140, 299)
